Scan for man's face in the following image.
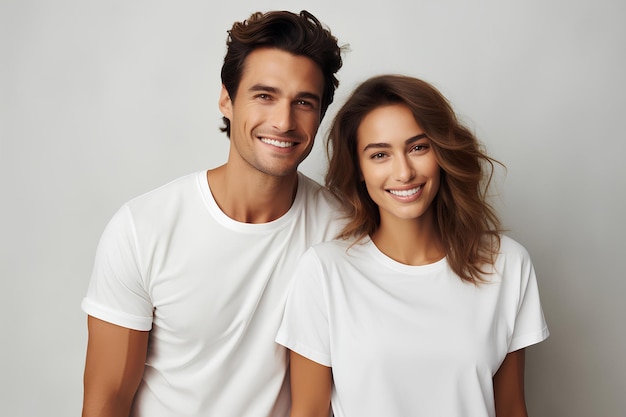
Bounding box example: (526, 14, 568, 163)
(219, 47, 325, 178)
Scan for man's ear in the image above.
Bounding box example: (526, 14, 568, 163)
(218, 85, 233, 119)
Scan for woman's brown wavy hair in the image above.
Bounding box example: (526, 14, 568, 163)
(326, 74, 503, 283)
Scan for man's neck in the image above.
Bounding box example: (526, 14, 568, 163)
(206, 164, 299, 224)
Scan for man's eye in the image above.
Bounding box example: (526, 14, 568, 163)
(295, 100, 313, 107)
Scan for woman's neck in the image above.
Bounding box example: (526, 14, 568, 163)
(371, 213, 445, 266)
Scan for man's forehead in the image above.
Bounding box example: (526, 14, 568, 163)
(238, 48, 324, 95)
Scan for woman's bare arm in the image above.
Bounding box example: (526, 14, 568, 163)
(289, 350, 332, 417)
(493, 348, 528, 417)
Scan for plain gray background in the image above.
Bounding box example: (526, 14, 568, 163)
(1, 0, 625, 415)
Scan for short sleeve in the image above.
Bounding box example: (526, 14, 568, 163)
(81, 205, 153, 330)
(508, 243, 550, 352)
(276, 247, 332, 367)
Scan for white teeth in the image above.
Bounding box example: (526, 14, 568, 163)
(261, 138, 294, 148)
(389, 186, 421, 197)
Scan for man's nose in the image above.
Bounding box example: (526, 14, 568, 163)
(271, 101, 296, 132)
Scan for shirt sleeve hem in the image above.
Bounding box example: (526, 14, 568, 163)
(508, 326, 550, 353)
(81, 298, 153, 331)
(275, 331, 331, 367)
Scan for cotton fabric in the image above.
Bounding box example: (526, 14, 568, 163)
(276, 235, 549, 417)
(82, 170, 343, 417)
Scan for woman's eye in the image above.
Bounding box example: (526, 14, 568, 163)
(371, 152, 386, 160)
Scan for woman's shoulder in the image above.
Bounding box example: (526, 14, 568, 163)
(304, 238, 371, 266)
(498, 234, 532, 260)
(492, 234, 537, 285)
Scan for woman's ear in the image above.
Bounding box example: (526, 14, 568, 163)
(218, 85, 233, 119)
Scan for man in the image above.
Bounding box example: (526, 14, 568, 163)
(81, 10, 344, 417)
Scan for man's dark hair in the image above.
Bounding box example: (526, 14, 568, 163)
(220, 10, 343, 136)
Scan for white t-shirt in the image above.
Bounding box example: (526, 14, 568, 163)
(276, 235, 549, 417)
(82, 170, 343, 417)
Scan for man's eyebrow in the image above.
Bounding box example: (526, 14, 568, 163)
(248, 84, 321, 103)
(249, 84, 279, 94)
(362, 134, 428, 152)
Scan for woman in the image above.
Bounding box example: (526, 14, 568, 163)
(276, 75, 549, 416)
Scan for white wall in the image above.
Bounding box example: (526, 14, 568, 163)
(1, 0, 624, 415)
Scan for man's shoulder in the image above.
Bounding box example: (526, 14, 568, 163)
(311, 238, 353, 256)
(297, 172, 342, 211)
(297, 172, 324, 192)
(125, 171, 202, 209)
(110, 171, 206, 232)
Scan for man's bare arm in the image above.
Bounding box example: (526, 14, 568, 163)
(82, 316, 149, 417)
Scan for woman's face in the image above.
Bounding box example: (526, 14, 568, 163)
(356, 104, 440, 226)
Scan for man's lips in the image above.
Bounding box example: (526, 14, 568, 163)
(260, 137, 296, 148)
